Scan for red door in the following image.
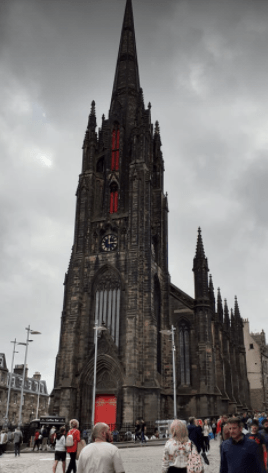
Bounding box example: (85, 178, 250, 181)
(94, 395, 117, 431)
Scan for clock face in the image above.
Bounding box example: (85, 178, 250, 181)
(101, 234, 118, 252)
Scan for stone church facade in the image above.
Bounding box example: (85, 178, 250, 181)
(50, 0, 251, 427)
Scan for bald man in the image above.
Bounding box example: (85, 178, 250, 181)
(77, 423, 125, 473)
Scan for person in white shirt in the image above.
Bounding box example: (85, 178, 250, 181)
(53, 426, 66, 473)
(77, 423, 125, 473)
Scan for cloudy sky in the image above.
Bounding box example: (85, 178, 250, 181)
(1, 0, 268, 394)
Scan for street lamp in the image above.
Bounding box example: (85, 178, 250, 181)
(3, 339, 19, 427)
(160, 325, 177, 419)
(91, 322, 107, 429)
(18, 326, 41, 426)
(36, 379, 41, 419)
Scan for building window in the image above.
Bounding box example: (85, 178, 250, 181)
(109, 183, 118, 214)
(111, 129, 120, 171)
(96, 157, 104, 173)
(94, 270, 121, 346)
(179, 322, 190, 385)
(250, 343, 254, 349)
(14, 393, 17, 404)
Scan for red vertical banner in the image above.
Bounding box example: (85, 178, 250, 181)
(94, 395, 117, 431)
(110, 192, 114, 213)
(114, 191, 118, 212)
(116, 130, 120, 149)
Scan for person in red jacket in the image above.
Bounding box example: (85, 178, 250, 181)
(66, 419, 80, 473)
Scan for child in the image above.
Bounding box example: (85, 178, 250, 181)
(53, 426, 66, 473)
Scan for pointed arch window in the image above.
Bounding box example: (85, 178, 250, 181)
(110, 183, 118, 214)
(111, 128, 120, 171)
(179, 322, 190, 385)
(94, 271, 121, 346)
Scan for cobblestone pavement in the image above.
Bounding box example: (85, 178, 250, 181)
(0, 437, 221, 473)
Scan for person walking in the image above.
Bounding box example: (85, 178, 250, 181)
(77, 422, 125, 473)
(211, 418, 217, 439)
(202, 419, 210, 452)
(220, 417, 265, 473)
(134, 420, 141, 442)
(246, 419, 266, 471)
(66, 419, 80, 473)
(33, 429, 41, 451)
(162, 419, 202, 473)
(41, 425, 49, 451)
(53, 426, 66, 473)
(13, 426, 23, 457)
(187, 417, 203, 453)
(140, 420, 147, 444)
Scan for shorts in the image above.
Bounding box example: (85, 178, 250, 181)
(55, 451, 66, 461)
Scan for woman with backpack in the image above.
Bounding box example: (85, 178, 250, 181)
(66, 419, 80, 473)
(53, 426, 66, 473)
(162, 419, 203, 473)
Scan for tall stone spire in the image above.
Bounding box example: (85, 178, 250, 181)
(234, 295, 241, 319)
(193, 228, 209, 301)
(224, 299, 230, 330)
(110, 0, 141, 128)
(217, 288, 223, 324)
(208, 274, 215, 314)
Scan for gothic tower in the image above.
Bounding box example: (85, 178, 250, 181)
(50, 0, 170, 426)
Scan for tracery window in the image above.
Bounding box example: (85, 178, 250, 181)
(109, 183, 118, 214)
(94, 271, 121, 346)
(179, 322, 190, 385)
(111, 129, 120, 171)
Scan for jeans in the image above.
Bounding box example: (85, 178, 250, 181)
(15, 442, 20, 456)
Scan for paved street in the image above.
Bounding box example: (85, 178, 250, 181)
(0, 438, 221, 473)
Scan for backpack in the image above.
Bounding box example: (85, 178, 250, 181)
(66, 433, 74, 447)
(186, 443, 203, 473)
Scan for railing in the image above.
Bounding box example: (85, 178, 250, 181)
(81, 422, 162, 443)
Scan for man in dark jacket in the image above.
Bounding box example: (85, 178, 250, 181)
(187, 417, 203, 453)
(220, 417, 265, 473)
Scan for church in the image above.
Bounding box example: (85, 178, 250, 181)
(49, 0, 251, 428)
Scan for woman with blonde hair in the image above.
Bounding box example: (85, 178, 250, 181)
(66, 419, 80, 473)
(162, 420, 202, 473)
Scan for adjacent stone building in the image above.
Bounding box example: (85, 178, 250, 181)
(243, 320, 268, 412)
(50, 0, 251, 428)
(0, 355, 49, 427)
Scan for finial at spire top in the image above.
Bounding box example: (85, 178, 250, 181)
(209, 274, 214, 289)
(234, 295, 241, 318)
(195, 227, 206, 259)
(155, 121, 160, 134)
(90, 100, 96, 115)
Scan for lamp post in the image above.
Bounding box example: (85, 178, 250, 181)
(91, 322, 107, 429)
(160, 325, 177, 419)
(36, 379, 41, 419)
(3, 339, 19, 427)
(18, 326, 41, 426)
